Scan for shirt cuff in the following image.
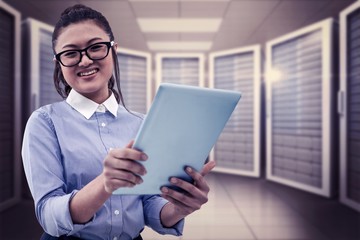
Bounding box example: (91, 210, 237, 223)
(41, 190, 95, 236)
(144, 197, 184, 236)
(67, 191, 97, 236)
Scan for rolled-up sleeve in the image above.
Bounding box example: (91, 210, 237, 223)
(22, 109, 90, 236)
(142, 195, 184, 236)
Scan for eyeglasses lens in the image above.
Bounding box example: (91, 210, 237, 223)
(59, 43, 110, 67)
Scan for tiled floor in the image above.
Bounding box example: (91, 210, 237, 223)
(1, 173, 359, 240)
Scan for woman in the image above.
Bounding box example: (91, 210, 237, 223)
(22, 4, 215, 240)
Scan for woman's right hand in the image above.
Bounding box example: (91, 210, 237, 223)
(102, 141, 148, 193)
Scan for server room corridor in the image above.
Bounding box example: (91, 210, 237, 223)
(1, 0, 360, 239)
(1, 173, 359, 240)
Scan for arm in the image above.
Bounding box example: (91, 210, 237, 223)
(68, 174, 110, 224)
(69, 141, 148, 224)
(160, 161, 216, 227)
(22, 110, 147, 234)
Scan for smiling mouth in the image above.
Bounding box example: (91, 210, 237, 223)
(78, 69, 99, 77)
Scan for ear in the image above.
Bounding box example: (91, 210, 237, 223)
(114, 42, 118, 51)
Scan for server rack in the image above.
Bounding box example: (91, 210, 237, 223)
(209, 46, 261, 177)
(0, 1, 21, 211)
(155, 53, 205, 89)
(22, 18, 61, 116)
(339, 0, 360, 212)
(117, 48, 152, 114)
(266, 19, 335, 197)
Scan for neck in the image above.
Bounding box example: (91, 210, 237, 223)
(83, 89, 111, 104)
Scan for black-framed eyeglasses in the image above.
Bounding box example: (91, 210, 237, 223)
(54, 41, 114, 67)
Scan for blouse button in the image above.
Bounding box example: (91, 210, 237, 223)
(114, 210, 120, 215)
(101, 122, 106, 127)
(98, 104, 105, 112)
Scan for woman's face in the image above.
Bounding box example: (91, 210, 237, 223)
(54, 20, 115, 103)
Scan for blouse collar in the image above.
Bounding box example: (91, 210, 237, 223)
(66, 89, 118, 119)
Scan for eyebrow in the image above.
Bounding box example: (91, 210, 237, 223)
(61, 37, 105, 50)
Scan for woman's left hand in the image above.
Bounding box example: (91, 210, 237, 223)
(160, 161, 216, 219)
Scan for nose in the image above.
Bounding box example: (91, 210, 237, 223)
(78, 51, 93, 67)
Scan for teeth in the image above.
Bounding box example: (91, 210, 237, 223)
(79, 69, 97, 76)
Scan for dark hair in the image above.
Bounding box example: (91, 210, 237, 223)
(52, 4, 124, 105)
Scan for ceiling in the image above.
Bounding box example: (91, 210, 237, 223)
(3, 0, 357, 54)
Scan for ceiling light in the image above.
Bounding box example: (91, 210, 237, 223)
(138, 18, 222, 32)
(147, 41, 212, 51)
(130, 0, 229, 2)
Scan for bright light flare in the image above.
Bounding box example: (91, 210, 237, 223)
(267, 68, 283, 82)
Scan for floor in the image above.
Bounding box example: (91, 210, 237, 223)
(0, 173, 359, 240)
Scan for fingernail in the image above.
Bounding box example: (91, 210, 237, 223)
(161, 187, 168, 193)
(170, 178, 177, 184)
(186, 167, 192, 173)
(142, 154, 148, 160)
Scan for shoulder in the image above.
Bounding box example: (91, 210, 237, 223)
(26, 101, 68, 128)
(30, 101, 67, 117)
(118, 106, 145, 123)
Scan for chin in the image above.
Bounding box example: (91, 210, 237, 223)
(78, 86, 109, 99)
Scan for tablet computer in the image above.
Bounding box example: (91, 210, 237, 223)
(113, 83, 241, 195)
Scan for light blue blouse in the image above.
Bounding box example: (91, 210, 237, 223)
(22, 90, 184, 240)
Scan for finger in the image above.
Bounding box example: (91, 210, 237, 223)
(160, 192, 194, 215)
(169, 176, 208, 201)
(104, 167, 144, 185)
(120, 160, 147, 176)
(105, 158, 147, 176)
(184, 167, 210, 192)
(104, 176, 140, 193)
(125, 140, 134, 148)
(200, 160, 216, 176)
(161, 187, 202, 211)
(110, 148, 148, 162)
(112, 173, 144, 186)
(104, 179, 136, 193)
